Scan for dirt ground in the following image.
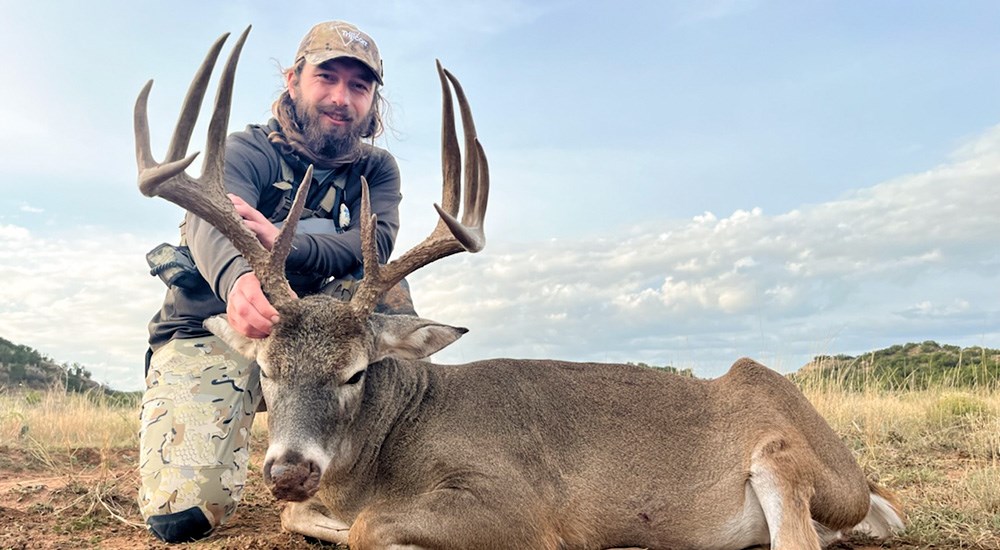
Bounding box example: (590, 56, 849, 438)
(0, 444, 334, 550)
(0, 443, 909, 550)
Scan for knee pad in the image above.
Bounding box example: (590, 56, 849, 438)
(146, 506, 214, 543)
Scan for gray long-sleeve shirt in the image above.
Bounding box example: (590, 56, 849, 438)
(147, 121, 401, 351)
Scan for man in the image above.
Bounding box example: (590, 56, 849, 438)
(138, 21, 404, 543)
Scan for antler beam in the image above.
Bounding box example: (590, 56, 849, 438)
(351, 61, 490, 315)
(134, 27, 309, 308)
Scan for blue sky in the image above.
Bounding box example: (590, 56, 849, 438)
(1, 1, 998, 391)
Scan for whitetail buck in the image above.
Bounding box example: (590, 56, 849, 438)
(135, 28, 904, 550)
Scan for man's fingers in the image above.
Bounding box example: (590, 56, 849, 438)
(228, 273, 280, 338)
(246, 288, 280, 322)
(229, 194, 268, 222)
(229, 312, 269, 339)
(228, 194, 278, 250)
(228, 298, 272, 338)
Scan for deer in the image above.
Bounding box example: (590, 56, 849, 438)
(134, 27, 905, 550)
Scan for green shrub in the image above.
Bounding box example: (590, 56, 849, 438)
(928, 392, 994, 426)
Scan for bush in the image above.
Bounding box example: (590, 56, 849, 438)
(928, 392, 994, 427)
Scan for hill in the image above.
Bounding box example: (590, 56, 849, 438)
(5, 336, 998, 394)
(0, 336, 118, 395)
(794, 340, 1000, 390)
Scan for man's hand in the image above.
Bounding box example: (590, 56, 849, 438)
(227, 273, 280, 338)
(230, 193, 279, 250)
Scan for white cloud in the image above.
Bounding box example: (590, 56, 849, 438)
(3, 125, 998, 389)
(410, 129, 1000, 373)
(2, 1, 998, 392)
(4, 123, 997, 390)
(0, 225, 163, 390)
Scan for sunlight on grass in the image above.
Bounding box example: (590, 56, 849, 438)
(1, 375, 999, 548)
(800, 376, 1000, 549)
(0, 388, 139, 448)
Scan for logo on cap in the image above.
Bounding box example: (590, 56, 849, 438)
(339, 27, 370, 50)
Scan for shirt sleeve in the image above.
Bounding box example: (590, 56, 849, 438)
(185, 129, 273, 302)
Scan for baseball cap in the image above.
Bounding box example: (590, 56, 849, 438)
(294, 20, 383, 84)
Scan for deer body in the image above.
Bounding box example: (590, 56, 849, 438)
(256, 315, 874, 549)
(136, 29, 903, 549)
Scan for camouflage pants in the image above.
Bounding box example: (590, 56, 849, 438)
(138, 336, 262, 529)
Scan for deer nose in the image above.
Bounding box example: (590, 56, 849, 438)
(263, 452, 323, 502)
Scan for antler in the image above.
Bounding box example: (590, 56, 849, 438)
(134, 27, 310, 308)
(351, 61, 490, 315)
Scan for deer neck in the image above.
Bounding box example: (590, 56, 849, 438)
(331, 357, 434, 478)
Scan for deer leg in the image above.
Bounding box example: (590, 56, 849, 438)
(748, 438, 823, 550)
(280, 497, 351, 545)
(348, 488, 556, 550)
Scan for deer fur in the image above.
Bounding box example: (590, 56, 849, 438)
(208, 305, 904, 549)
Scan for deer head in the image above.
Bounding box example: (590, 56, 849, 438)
(135, 27, 489, 500)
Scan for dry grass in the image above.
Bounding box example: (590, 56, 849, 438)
(802, 378, 1000, 548)
(0, 387, 138, 449)
(1, 380, 999, 548)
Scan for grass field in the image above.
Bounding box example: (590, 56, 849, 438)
(0, 379, 998, 548)
(801, 379, 1000, 548)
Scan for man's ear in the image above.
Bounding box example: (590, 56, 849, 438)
(285, 68, 298, 100)
(370, 314, 467, 362)
(204, 315, 261, 359)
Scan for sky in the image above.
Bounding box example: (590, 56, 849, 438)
(1, 0, 998, 391)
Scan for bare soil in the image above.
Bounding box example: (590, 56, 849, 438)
(0, 444, 331, 549)
(0, 443, 912, 549)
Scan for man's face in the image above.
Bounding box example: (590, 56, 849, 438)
(287, 58, 377, 156)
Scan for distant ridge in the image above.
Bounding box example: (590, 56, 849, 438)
(4, 336, 998, 393)
(0, 336, 119, 395)
(794, 341, 1000, 390)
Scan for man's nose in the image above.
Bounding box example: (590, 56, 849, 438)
(328, 82, 349, 106)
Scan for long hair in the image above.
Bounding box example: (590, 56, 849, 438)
(268, 59, 388, 167)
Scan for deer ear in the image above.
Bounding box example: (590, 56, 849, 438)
(204, 315, 262, 359)
(371, 315, 468, 362)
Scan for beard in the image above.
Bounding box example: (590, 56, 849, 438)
(292, 95, 374, 162)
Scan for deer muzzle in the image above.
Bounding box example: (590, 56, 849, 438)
(263, 450, 322, 501)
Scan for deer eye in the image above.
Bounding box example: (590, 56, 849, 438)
(344, 370, 365, 385)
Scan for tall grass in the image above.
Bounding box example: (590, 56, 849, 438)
(0, 387, 140, 448)
(800, 375, 1000, 548)
(0, 387, 271, 449)
(1, 376, 998, 548)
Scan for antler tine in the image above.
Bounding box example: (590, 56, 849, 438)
(352, 177, 381, 313)
(436, 60, 461, 219)
(134, 80, 161, 178)
(442, 68, 483, 230)
(135, 27, 301, 308)
(440, 66, 488, 252)
(350, 62, 489, 316)
(165, 32, 231, 164)
(201, 26, 251, 183)
(438, 137, 489, 251)
(272, 165, 314, 275)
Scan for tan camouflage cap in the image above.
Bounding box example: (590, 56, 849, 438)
(294, 20, 383, 84)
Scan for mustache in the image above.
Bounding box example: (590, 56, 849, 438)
(318, 105, 353, 121)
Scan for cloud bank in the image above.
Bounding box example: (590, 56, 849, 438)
(411, 126, 1000, 373)
(2, 127, 998, 390)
